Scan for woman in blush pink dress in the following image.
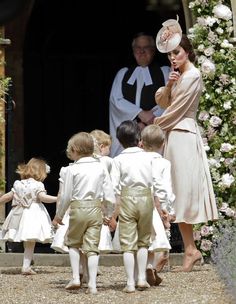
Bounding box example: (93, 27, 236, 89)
(154, 18, 218, 272)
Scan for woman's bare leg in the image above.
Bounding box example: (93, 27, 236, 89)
(178, 223, 202, 271)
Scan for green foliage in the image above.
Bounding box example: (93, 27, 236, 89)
(189, 0, 236, 257)
(0, 34, 12, 192)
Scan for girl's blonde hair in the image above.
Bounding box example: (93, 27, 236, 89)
(141, 124, 165, 151)
(16, 158, 49, 181)
(90, 129, 112, 154)
(66, 132, 94, 160)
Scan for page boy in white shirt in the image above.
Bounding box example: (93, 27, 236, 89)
(53, 132, 116, 295)
(110, 120, 168, 293)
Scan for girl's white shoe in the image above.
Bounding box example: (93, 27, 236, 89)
(65, 279, 81, 290)
(21, 267, 37, 275)
(86, 287, 98, 294)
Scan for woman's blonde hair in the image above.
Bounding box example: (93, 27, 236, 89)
(141, 124, 165, 151)
(66, 132, 94, 160)
(16, 158, 49, 181)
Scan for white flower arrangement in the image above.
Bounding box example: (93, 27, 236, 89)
(189, 0, 236, 257)
(213, 4, 232, 20)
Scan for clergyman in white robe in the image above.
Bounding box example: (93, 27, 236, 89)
(109, 65, 170, 157)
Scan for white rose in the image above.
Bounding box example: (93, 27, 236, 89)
(223, 101, 231, 110)
(208, 158, 218, 167)
(201, 225, 211, 237)
(216, 27, 224, 35)
(224, 158, 234, 166)
(208, 31, 218, 43)
(209, 116, 222, 127)
(204, 47, 214, 56)
(189, 2, 195, 9)
(221, 173, 235, 188)
(225, 208, 235, 217)
(198, 44, 205, 52)
(198, 55, 207, 64)
(200, 239, 212, 251)
(197, 17, 206, 26)
(220, 202, 228, 212)
(220, 143, 234, 152)
(221, 39, 234, 48)
(219, 74, 230, 85)
(209, 106, 216, 114)
(226, 26, 233, 34)
(201, 59, 216, 76)
(188, 27, 194, 34)
(198, 110, 209, 121)
(213, 4, 232, 21)
(205, 16, 217, 27)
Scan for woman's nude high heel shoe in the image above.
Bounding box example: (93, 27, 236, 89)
(182, 250, 204, 272)
(156, 251, 170, 272)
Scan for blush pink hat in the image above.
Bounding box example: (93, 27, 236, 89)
(156, 16, 182, 53)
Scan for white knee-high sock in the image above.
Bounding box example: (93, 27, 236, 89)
(69, 247, 80, 281)
(87, 254, 99, 289)
(123, 252, 135, 286)
(137, 247, 148, 281)
(134, 254, 138, 282)
(23, 241, 35, 269)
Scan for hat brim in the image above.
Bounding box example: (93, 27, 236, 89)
(156, 31, 182, 53)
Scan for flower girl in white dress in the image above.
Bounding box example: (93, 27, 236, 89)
(0, 158, 57, 274)
(51, 165, 70, 253)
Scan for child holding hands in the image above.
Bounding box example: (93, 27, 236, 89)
(110, 120, 168, 293)
(53, 132, 116, 294)
(0, 158, 57, 274)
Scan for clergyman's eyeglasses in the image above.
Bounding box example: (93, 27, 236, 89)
(133, 46, 154, 53)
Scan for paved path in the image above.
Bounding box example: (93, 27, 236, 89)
(0, 264, 234, 304)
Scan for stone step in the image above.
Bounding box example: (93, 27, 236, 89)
(0, 252, 184, 267)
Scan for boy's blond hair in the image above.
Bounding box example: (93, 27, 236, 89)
(141, 124, 165, 151)
(66, 132, 94, 160)
(16, 158, 49, 182)
(90, 129, 112, 154)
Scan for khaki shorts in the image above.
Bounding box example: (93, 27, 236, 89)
(119, 187, 153, 252)
(65, 200, 103, 256)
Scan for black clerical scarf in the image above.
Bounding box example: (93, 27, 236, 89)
(122, 62, 165, 110)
